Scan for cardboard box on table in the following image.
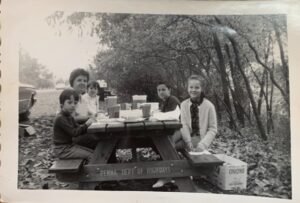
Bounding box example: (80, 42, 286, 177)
(207, 154, 248, 190)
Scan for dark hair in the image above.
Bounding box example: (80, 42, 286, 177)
(87, 80, 100, 89)
(69, 68, 89, 87)
(59, 88, 79, 105)
(157, 81, 171, 89)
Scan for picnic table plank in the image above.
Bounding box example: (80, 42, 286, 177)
(88, 120, 182, 133)
(80, 160, 212, 182)
(106, 122, 125, 132)
(125, 122, 145, 131)
(162, 120, 182, 129)
(88, 123, 107, 133)
(144, 121, 164, 130)
(181, 150, 224, 167)
(49, 159, 84, 173)
(117, 137, 155, 149)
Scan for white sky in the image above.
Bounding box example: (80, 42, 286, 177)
(18, 11, 101, 81)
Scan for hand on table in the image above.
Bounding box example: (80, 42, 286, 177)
(185, 141, 194, 152)
(194, 143, 207, 152)
(85, 117, 96, 126)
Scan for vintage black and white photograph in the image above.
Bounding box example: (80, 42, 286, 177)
(17, 11, 291, 199)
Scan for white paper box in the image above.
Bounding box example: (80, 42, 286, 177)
(119, 109, 143, 120)
(207, 154, 247, 190)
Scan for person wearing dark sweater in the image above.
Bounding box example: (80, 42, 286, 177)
(52, 89, 95, 162)
(152, 81, 181, 188)
(157, 82, 180, 112)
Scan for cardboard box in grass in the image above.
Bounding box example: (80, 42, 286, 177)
(207, 154, 248, 190)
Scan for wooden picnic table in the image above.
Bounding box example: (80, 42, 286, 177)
(75, 120, 223, 191)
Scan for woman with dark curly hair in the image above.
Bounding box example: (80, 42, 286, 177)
(68, 68, 99, 149)
(69, 68, 90, 123)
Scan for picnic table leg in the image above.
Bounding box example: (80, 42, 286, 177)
(151, 135, 196, 192)
(131, 148, 138, 162)
(90, 138, 119, 164)
(79, 138, 119, 190)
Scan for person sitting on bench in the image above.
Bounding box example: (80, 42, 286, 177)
(176, 75, 217, 152)
(52, 88, 95, 163)
(152, 81, 181, 188)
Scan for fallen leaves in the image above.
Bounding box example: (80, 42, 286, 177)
(18, 114, 291, 198)
(210, 125, 291, 199)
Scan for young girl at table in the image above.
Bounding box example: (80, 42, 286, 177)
(177, 74, 218, 152)
(52, 89, 95, 162)
(82, 80, 100, 116)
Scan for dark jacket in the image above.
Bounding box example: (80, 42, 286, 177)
(53, 111, 88, 145)
(159, 95, 180, 112)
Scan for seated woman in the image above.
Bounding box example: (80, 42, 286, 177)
(68, 68, 90, 123)
(68, 68, 99, 149)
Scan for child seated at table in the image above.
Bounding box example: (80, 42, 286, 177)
(82, 80, 100, 116)
(157, 81, 181, 112)
(177, 75, 217, 152)
(52, 88, 95, 162)
(150, 81, 181, 121)
(152, 81, 181, 188)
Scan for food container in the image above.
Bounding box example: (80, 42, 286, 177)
(132, 95, 147, 109)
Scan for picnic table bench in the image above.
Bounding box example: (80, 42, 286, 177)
(49, 120, 223, 191)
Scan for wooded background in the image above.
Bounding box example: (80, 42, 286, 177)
(45, 13, 289, 142)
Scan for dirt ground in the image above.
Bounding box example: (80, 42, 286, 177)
(18, 89, 291, 198)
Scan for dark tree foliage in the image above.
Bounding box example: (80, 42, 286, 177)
(46, 12, 289, 141)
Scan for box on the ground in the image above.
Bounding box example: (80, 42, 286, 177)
(19, 124, 36, 136)
(207, 154, 247, 190)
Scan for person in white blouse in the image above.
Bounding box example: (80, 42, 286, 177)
(82, 81, 100, 116)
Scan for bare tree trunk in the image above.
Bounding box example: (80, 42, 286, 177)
(247, 40, 289, 106)
(257, 70, 267, 116)
(267, 63, 275, 133)
(225, 44, 246, 127)
(258, 34, 272, 116)
(214, 93, 222, 120)
(227, 34, 267, 140)
(273, 20, 289, 102)
(213, 32, 235, 129)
